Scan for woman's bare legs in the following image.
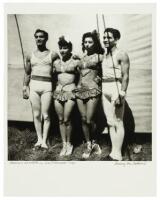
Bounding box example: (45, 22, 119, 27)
(54, 100, 65, 143)
(55, 99, 75, 156)
(77, 97, 100, 158)
(64, 100, 75, 143)
(77, 99, 90, 142)
(86, 97, 101, 155)
(86, 98, 99, 137)
(54, 100, 67, 156)
(64, 100, 75, 155)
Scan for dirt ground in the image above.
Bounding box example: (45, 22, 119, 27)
(8, 121, 152, 161)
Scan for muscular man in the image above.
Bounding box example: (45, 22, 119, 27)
(23, 29, 59, 149)
(102, 28, 130, 161)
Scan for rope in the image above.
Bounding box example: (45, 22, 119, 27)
(14, 14, 25, 69)
(102, 14, 121, 102)
(96, 14, 100, 35)
(96, 14, 100, 63)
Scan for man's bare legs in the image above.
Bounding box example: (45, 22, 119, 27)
(41, 92, 52, 148)
(30, 91, 43, 147)
(102, 94, 125, 160)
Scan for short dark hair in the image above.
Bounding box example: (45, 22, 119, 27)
(34, 29, 48, 41)
(104, 28, 121, 40)
(58, 36, 72, 51)
(82, 30, 104, 54)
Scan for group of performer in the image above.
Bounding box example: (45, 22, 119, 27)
(23, 27, 130, 161)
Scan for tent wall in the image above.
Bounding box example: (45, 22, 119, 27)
(8, 14, 152, 133)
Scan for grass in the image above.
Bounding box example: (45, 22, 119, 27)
(8, 121, 152, 161)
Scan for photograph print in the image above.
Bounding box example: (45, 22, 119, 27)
(7, 13, 152, 161)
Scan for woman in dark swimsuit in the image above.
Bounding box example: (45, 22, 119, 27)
(53, 36, 81, 156)
(76, 31, 104, 159)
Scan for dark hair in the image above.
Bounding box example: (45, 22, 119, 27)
(34, 29, 48, 41)
(58, 36, 72, 51)
(104, 28, 121, 40)
(82, 30, 104, 54)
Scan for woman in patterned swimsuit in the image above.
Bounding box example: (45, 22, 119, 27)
(76, 31, 104, 159)
(53, 36, 81, 156)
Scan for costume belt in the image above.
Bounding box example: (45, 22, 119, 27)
(102, 77, 122, 83)
(31, 75, 52, 82)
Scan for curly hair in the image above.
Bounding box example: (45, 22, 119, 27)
(104, 28, 121, 40)
(82, 30, 104, 54)
(34, 29, 48, 41)
(58, 36, 72, 51)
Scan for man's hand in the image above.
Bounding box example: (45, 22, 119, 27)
(23, 86, 29, 99)
(94, 75, 101, 85)
(115, 91, 125, 107)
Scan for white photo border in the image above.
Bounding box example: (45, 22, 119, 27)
(1, 1, 159, 198)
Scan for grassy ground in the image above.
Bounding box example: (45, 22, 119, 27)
(8, 121, 152, 161)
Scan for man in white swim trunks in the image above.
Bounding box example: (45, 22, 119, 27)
(23, 29, 59, 149)
(101, 28, 130, 161)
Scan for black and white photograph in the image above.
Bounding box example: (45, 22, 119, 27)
(8, 13, 152, 162)
(4, 2, 156, 197)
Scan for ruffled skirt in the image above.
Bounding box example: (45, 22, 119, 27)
(74, 86, 101, 100)
(53, 90, 76, 102)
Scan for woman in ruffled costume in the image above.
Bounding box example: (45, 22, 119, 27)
(53, 36, 81, 156)
(76, 31, 104, 159)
